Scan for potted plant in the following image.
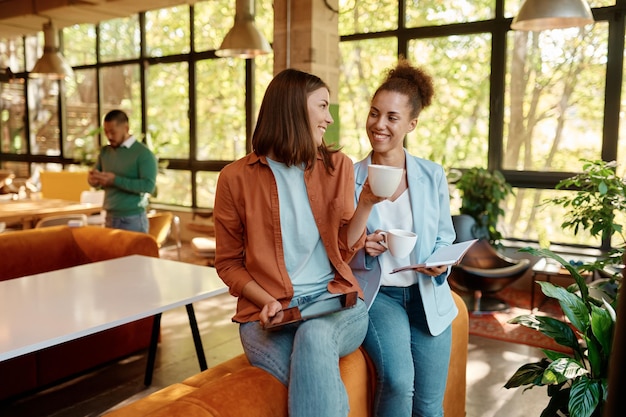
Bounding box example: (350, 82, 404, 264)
(504, 247, 616, 417)
(504, 159, 626, 417)
(541, 159, 626, 276)
(454, 167, 513, 244)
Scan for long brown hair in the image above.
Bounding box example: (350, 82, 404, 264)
(253, 68, 338, 171)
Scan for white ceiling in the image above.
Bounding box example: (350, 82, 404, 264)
(0, 0, 203, 38)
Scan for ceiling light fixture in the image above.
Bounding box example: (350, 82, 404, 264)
(511, 0, 594, 31)
(30, 20, 74, 80)
(216, 0, 272, 58)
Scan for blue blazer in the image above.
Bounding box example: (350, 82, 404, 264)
(351, 150, 458, 336)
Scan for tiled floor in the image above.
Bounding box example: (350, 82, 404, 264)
(0, 244, 551, 417)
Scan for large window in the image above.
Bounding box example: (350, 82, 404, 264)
(338, 0, 624, 249)
(1, 0, 625, 251)
(0, 0, 274, 209)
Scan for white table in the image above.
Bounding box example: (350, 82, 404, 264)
(0, 255, 228, 385)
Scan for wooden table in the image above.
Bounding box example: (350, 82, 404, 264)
(0, 255, 228, 385)
(0, 198, 103, 229)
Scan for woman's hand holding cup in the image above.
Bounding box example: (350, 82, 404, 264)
(378, 229, 417, 258)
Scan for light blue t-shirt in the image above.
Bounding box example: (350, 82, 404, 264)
(266, 158, 334, 299)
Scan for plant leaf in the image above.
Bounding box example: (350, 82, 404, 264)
(504, 360, 549, 388)
(509, 314, 579, 350)
(539, 281, 590, 332)
(584, 334, 603, 378)
(544, 357, 588, 384)
(590, 304, 614, 354)
(569, 377, 601, 417)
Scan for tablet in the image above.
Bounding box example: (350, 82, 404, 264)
(263, 291, 358, 330)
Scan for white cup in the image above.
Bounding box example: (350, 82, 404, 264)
(379, 229, 417, 258)
(368, 164, 403, 197)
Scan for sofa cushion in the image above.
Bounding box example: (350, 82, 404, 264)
(71, 226, 159, 261)
(0, 226, 89, 281)
(105, 347, 374, 417)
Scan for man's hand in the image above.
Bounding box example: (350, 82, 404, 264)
(89, 170, 116, 187)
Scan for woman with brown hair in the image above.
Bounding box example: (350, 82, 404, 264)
(214, 68, 379, 417)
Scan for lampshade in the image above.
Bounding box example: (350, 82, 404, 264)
(30, 21, 74, 80)
(216, 0, 272, 58)
(511, 0, 594, 31)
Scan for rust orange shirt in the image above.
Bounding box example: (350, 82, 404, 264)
(214, 151, 366, 323)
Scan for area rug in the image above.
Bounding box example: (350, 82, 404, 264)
(466, 287, 573, 353)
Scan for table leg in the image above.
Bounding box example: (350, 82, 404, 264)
(186, 303, 208, 371)
(144, 313, 162, 386)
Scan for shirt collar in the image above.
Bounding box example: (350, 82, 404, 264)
(121, 135, 136, 148)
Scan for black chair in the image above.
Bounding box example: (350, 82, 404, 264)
(449, 215, 531, 313)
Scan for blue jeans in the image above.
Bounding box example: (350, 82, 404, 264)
(105, 213, 149, 233)
(239, 296, 368, 417)
(363, 286, 452, 417)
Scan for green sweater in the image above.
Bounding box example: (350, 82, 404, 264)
(95, 140, 158, 217)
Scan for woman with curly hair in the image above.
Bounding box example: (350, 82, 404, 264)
(351, 59, 458, 417)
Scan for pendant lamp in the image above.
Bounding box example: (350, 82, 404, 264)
(216, 0, 272, 58)
(511, 0, 594, 31)
(30, 21, 74, 80)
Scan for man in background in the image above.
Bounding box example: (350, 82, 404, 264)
(88, 109, 157, 233)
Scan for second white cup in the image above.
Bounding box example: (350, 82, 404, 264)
(379, 229, 417, 258)
(368, 164, 403, 197)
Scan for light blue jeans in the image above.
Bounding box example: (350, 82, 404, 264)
(105, 213, 149, 233)
(239, 296, 368, 417)
(363, 286, 452, 417)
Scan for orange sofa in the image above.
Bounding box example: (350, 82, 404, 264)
(0, 225, 159, 401)
(105, 292, 469, 417)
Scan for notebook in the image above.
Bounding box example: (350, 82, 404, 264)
(390, 239, 478, 274)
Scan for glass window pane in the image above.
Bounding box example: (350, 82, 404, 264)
(65, 69, 99, 166)
(405, 0, 495, 27)
(407, 34, 492, 168)
(503, 24, 607, 171)
(99, 16, 140, 62)
(500, 188, 601, 247)
(64, 24, 97, 67)
(146, 6, 190, 57)
(449, 185, 601, 246)
(196, 59, 245, 161)
(196, 171, 219, 208)
(256, 0, 275, 45)
(28, 79, 60, 156)
(101, 64, 142, 132)
(254, 54, 274, 129)
(194, 0, 233, 52)
(339, 0, 397, 36)
(1, 81, 26, 155)
(153, 168, 191, 206)
(338, 38, 398, 161)
(146, 62, 189, 159)
(0, 36, 25, 72)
